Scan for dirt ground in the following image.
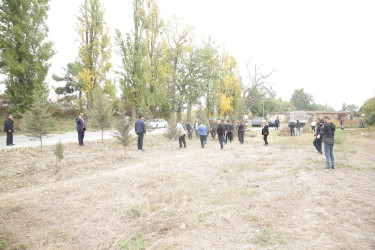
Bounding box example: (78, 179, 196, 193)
(0, 127, 374, 249)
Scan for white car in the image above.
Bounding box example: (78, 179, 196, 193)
(149, 119, 168, 129)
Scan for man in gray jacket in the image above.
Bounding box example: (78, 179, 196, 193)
(135, 115, 146, 151)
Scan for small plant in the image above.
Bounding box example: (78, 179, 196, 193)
(89, 87, 113, 143)
(117, 232, 148, 250)
(0, 241, 9, 249)
(127, 206, 141, 218)
(113, 118, 132, 158)
(52, 141, 64, 173)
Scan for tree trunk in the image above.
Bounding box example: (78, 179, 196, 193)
(131, 103, 136, 123)
(40, 136, 43, 151)
(101, 130, 104, 143)
(187, 102, 192, 122)
(177, 107, 182, 122)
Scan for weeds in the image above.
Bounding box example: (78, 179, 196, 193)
(251, 230, 286, 247)
(117, 232, 148, 250)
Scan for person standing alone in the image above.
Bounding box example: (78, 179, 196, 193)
(275, 117, 280, 130)
(76, 112, 86, 146)
(4, 114, 15, 146)
(135, 115, 147, 151)
(261, 121, 269, 146)
(322, 116, 336, 169)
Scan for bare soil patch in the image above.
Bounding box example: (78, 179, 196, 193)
(1, 129, 374, 249)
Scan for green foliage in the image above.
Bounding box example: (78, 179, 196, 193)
(89, 88, 113, 142)
(365, 111, 375, 126)
(52, 141, 64, 165)
(22, 93, 55, 150)
(290, 88, 313, 111)
(362, 96, 375, 117)
(163, 116, 177, 140)
(76, 0, 112, 108)
(0, 0, 55, 116)
(117, 232, 148, 250)
(113, 118, 132, 157)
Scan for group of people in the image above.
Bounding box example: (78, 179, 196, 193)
(180, 119, 247, 149)
(288, 119, 302, 136)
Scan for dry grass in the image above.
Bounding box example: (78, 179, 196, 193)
(0, 128, 375, 249)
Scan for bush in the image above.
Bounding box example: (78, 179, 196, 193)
(278, 126, 291, 136)
(163, 116, 177, 140)
(366, 111, 375, 126)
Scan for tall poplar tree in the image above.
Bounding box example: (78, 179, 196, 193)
(0, 0, 54, 116)
(76, 0, 113, 109)
(115, 0, 148, 121)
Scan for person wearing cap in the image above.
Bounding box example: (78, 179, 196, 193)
(135, 115, 147, 151)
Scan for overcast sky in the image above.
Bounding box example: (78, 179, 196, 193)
(47, 0, 375, 110)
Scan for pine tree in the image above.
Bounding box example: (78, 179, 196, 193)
(23, 93, 55, 150)
(113, 118, 132, 158)
(0, 0, 55, 116)
(89, 88, 113, 142)
(163, 116, 177, 140)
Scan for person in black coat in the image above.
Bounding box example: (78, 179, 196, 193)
(135, 115, 147, 151)
(313, 119, 323, 154)
(226, 120, 234, 143)
(76, 112, 86, 146)
(288, 122, 296, 136)
(261, 121, 269, 146)
(216, 120, 224, 149)
(185, 121, 193, 140)
(4, 114, 15, 146)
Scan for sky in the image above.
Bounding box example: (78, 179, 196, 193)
(47, 0, 375, 110)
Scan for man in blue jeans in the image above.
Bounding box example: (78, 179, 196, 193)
(296, 120, 301, 136)
(216, 120, 225, 149)
(196, 122, 207, 148)
(322, 116, 336, 169)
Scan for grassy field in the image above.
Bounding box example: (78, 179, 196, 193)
(0, 127, 374, 249)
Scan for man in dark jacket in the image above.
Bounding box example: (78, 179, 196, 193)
(261, 121, 269, 145)
(216, 120, 224, 149)
(313, 119, 323, 154)
(237, 120, 245, 144)
(288, 122, 296, 136)
(185, 121, 193, 140)
(323, 116, 336, 169)
(226, 120, 234, 143)
(296, 120, 301, 136)
(135, 115, 147, 151)
(76, 112, 86, 146)
(4, 114, 15, 146)
(221, 120, 227, 144)
(275, 117, 280, 130)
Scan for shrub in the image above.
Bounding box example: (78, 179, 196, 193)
(163, 116, 177, 140)
(366, 111, 375, 126)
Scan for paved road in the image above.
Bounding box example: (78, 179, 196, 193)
(0, 128, 166, 150)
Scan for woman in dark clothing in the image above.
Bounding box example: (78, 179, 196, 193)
(261, 121, 269, 146)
